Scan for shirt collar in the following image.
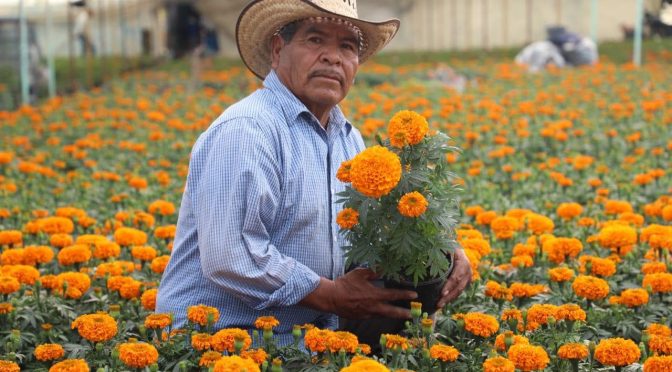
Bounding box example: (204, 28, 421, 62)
(263, 70, 352, 136)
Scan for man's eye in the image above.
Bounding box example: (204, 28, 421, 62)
(307, 36, 322, 45)
(341, 43, 356, 52)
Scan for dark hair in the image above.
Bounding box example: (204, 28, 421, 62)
(277, 20, 303, 43)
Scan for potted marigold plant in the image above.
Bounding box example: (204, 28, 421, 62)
(336, 110, 462, 312)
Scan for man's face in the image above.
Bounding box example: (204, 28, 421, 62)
(271, 20, 360, 114)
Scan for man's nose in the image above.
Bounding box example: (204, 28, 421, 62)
(320, 43, 342, 65)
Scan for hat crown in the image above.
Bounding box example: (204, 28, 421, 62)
(309, 0, 358, 18)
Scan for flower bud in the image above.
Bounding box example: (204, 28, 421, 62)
(410, 301, 422, 319)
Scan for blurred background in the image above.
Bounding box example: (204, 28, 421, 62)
(1, 0, 671, 109)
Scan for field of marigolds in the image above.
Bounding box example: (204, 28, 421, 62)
(1, 49, 672, 372)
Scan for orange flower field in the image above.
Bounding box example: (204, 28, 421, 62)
(0, 54, 671, 371)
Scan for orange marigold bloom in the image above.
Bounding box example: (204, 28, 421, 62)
(254, 316, 280, 330)
(211, 328, 252, 353)
(133, 211, 155, 229)
(336, 160, 353, 183)
(494, 331, 529, 351)
(0, 230, 22, 246)
(71, 313, 117, 342)
(48, 359, 89, 372)
(482, 356, 515, 372)
(240, 348, 268, 365)
(57, 244, 92, 266)
(511, 255, 533, 268)
(526, 304, 559, 331)
(490, 216, 521, 240)
(150, 255, 170, 274)
(144, 313, 172, 329)
(192, 333, 213, 351)
(0, 360, 20, 372)
(526, 214, 554, 235)
(557, 343, 589, 360)
(604, 200, 633, 215)
(383, 334, 409, 350)
(0, 302, 14, 314)
(548, 267, 575, 282)
(648, 334, 672, 355)
(507, 344, 550, 371)
(187, 304, 220, 327)
(336, 208, 359, 229)
(36, 217, 75, 235)
(327, 331, 359, 353)
(461, 238, 492, 257)
(212, 355, 260, 372)
(642, 261, 667, 275)
(50, 233, 74, 248)
(131, 245, 157, 261)
(594, 338, 640, 367)
(598, 225, 637, 253)
(643, 355, 672, 371)
(542, 237, 583, 264)
(556, 304, 586, 322)
(509, 282, 547, 298)
(199, 351, 222, 367)
(154, 225, 177, 240)
(34, 343, 65, 361)
(4, 265, 40, 285)
(429, 344, 460, 362)
(572, 275, 610, 300)
(147, 200, 176, 216)
(349, 146, 401, 198)
(619, 288, 649, 307)
(304, 327, 333, 353)
(462, 312, 500, 338)
(119, 280, 142, 299)
(485, 281, 513, 301)
(141, 288, 158, 311)
(557, 202, 583, 220)
(387, 110, 429, 147)
(23, 245, 55, 265)
(397, 191, 429, 217)
(643, 273, 672, 293)
(56, 271, 91, 295)
(476, 210, 498, 226)
(107, 275, 134, 292)
(114, 227, 148, 246)
(579, 255, 617, 277)
(647, 323, 672, 337)
(465, 205, 485, 217)
(38, 274, 59, 290)
(342, 359, 391, 371)
(92, 241, 121, 260)
(0, 275, 20, 295)
(118, 342, 159, 368)
(1, 248, 24, 265)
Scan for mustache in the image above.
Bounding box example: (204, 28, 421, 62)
(309, 69, 344, 85)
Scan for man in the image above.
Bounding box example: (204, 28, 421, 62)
(157, 0, 472, 347)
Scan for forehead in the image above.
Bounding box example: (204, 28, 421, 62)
(295, 19, 360, 40)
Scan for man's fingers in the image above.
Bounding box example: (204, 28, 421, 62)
(371, 303, 412, 319)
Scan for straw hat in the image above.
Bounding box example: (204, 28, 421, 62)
(236, 0, 400, 79)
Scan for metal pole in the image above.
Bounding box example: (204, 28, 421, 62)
(633, 0, 644, 66)
(590, 0, 598, 42)
(19, 0, 30, 105)
(45, 0, 56, 97)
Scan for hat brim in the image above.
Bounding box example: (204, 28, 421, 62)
(236, 0, 400, 79)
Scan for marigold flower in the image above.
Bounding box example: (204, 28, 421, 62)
(23, 245, 55, 265)
(556, 304, 586, 322)
(92, 241, 121, 260)
(48, 359, 89, 372)
(212, 355, 260, 372)
(485, 281, 513, 301)
(490, 216, 521, 240)
(476, 210, 498, 226)
(0, 275, 20, 294)
(336, 159, 353, 183)
(429, 344, 460, 362)
(598, 225, 637, 254)
(211, 328, 252, 353)
(240, 348, 268, 365)
(0, 230, 22, 246)
(0, 360, 20, 372)
(557, 343, 589, 360)
(648, 334, 672, 355)
(57, 244, 92, 266)
(336, 208, 359, 229)
(327, 331, 359, 353)
(0, 302, 14, 314)
(579, 255, 617, 277)
(304, 327, 333, 353)
(509, 282, 547, 298)
(646, 323, 672, 337)
(119, 280, 142, 299)
(107, 275, 134, 292)
(349, 146, 401, 198)
(462, 312, 500, 338)
(507, 344, 550, 371)
(38, 274, 59, 290)
(383, 334, 409, 350)
(254, 315, 280, 330)
(154, 224, 177, 240)
(511, 255, 533, 268)
(150, 255, 170, 274)
(572, 275, 610, 301)
(557, 202, 583, 220)
(114, 227, 148, 246)
(34, 343, 65, 361)
(397, 191, 429, 217)
(141, 288, 158, 311)
(526, 214, 554, 235)
(643, 355, 672, 371)
(643, 273, 672, 293)
(4, 265, 40, 285)
(619, 288, 649, 307)
(482, 356, 515, 372)
(187, 304, 220, 327)
(50, 233, 74, 248)
(542, 237, 583, 264)
(56, 271, 91, 295)
(387, 110, 429, 147)
(1, 248, 24, 265)
(199, 351, 222, 367)
(131, 245, 158, 261)
(144, 313, 172, 329)
(594, 338, 640, 367)
(36, 217, 75, 235)
(341, 358, 390, 371)
(71, 313, 117, 342)
(604, 200, 633, 215)
(548, 267, 575, 282)
(118, 342, 159, 368)
(526, 304, 559, 331)
(192, 333, 213, 351)
(148, 199, 176, 216)
(494, 331, 528, 351)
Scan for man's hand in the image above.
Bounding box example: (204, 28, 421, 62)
(299, 268, 418, 320)
(436, 248, 472, 309)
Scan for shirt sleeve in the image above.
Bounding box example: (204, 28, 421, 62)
(192, 117, 321, 310)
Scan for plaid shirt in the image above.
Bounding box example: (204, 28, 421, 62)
(156, 70, 365, 345)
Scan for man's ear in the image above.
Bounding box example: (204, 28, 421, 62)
(270, 35, 284, 70)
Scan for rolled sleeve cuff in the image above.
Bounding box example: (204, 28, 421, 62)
(254, 261, 321, 310)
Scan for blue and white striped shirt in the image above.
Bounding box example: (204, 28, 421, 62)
(157, 70, 365, 345)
